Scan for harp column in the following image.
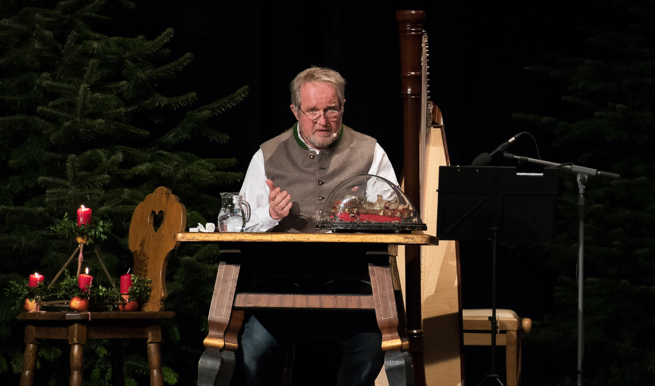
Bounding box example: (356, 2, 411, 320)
(396, 9, 426, 386)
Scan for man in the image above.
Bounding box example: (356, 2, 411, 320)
(238, 67, 398, 385)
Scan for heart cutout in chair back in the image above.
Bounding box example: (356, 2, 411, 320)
(151, 210, 164, 233)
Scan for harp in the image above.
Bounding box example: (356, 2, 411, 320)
(376, 10, 463, 386)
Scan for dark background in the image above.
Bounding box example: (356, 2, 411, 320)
(110, 0, 604, 383)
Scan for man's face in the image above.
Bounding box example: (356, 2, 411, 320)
(291, 82, 343, 150)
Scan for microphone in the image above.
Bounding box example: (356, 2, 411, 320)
(470, 133, 524, 166)
(471, 153, 492, 166)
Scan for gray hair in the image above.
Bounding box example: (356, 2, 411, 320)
(290, 67, 346, 110)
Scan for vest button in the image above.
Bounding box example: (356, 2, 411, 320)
(318, 196, 325, 201)
(309, 154, 315, 159)
(318, 180, 324, 185)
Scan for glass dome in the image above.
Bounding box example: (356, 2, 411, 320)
(315, 174, 426, 233)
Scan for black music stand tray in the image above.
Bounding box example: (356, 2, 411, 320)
(436, 166, 559, 385)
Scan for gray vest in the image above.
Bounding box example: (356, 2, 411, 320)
(261, 123, 377, 232)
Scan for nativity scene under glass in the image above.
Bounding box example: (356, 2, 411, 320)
(315, 174, 427, 233)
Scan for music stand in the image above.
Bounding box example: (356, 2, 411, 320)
(437, 166, 559, 385)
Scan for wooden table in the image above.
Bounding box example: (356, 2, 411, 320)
(176, 231, 437, 386)
(175, 232, 436, 245)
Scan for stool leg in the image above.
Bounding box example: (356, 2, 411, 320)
(147, 342, 163, 386)
(70, 344, 84, 386)
(146, 325, 164, 386)
(20, 325, 38, 386)
(505, 330, 518, 386)
(20, 343, 38, 386)
(68, 323, 87, 386)
(111, 340, 126, 386)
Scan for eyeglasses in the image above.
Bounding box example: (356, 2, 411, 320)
(298, 107, 342, 122)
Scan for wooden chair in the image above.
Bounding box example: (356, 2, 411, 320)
(18, 186, 185, 386)
(462, 309, 532, 386)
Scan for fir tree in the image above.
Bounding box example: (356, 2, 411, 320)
(514, 1, 655, 384)
(0, 0, 247, 384)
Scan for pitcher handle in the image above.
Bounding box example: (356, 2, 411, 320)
(243, 200, 251, 224)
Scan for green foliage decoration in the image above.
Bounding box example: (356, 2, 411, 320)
(0, 0, 247, 384)
(126, 275, 151, 304)
(49, 212, 112, 244)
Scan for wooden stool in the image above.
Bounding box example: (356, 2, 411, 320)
(462, 309, 532, 386)
(18, 187, 185, 386)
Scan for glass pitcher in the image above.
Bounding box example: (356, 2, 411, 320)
(218, 192, 251, 232)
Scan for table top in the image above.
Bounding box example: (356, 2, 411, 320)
(175, 232, 438, 245)
(18, 311, 175, 321)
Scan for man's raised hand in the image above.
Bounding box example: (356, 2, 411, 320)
(267, 179, 292, 221)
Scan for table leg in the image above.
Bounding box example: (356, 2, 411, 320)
(384, 350, 415, 386)
(369, 263, 415, 386)
(199, 262, 241, 386)
(20, 325, 38, 386)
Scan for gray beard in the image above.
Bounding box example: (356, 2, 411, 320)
(307, 132, 337, 149)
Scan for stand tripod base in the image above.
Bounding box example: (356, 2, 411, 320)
(475, 374, 503, 386)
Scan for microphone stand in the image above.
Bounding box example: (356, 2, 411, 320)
(503, 152, 619, 386)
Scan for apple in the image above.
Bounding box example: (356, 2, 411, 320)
(119, 294, 138, 312)
(69, 296, 89, 312)
(23, 298, 37, 312)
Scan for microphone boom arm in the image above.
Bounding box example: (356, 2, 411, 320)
(503, 152, 620, 179)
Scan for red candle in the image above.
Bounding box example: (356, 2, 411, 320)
(120, 272, 132, 294)
(78, 267, 93, 291)
(77, 205, 92, 226)
(28, 273, 45, 287)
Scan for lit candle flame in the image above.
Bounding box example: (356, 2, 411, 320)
(85, 267, 89, 274)
(81, 205, 86, 210)
(34, 272, 39, 278)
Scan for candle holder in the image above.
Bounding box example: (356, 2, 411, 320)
(30, 296, 44, 313)
(46, 238, 119, 297)
(42, 219, 125, 310)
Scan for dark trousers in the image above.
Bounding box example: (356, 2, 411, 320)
(241, 310, 384, 386)
(236, 243, 388, 385)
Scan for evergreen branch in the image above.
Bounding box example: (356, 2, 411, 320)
(132, 53, 193, 85)
(109, 122, 150, 137)
(141, 92, 197, 110)
(40, 80, 78, 93)
(186, 85, 249, 121)
(36, 106, 77, 121)
(0, 18, 32, 35)
(82, 58, 99, 85)
(149, 86, 248, 149)
(62, 30, 80, 51)
(75, 83, 91, 120)
(72, 0, 107, 19)
(0, 206, 45, 214)
(126, 28, 175, 60)
(66, 154, 79, 183)
(0, 114, 29, 127)
(561, 96, 602, 112)
(105, 80, 128, 93)
(193, 125, 230, 143)
(37, 176, 71, 189)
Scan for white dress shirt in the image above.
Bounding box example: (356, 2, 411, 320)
(240, 126, 398, 232)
